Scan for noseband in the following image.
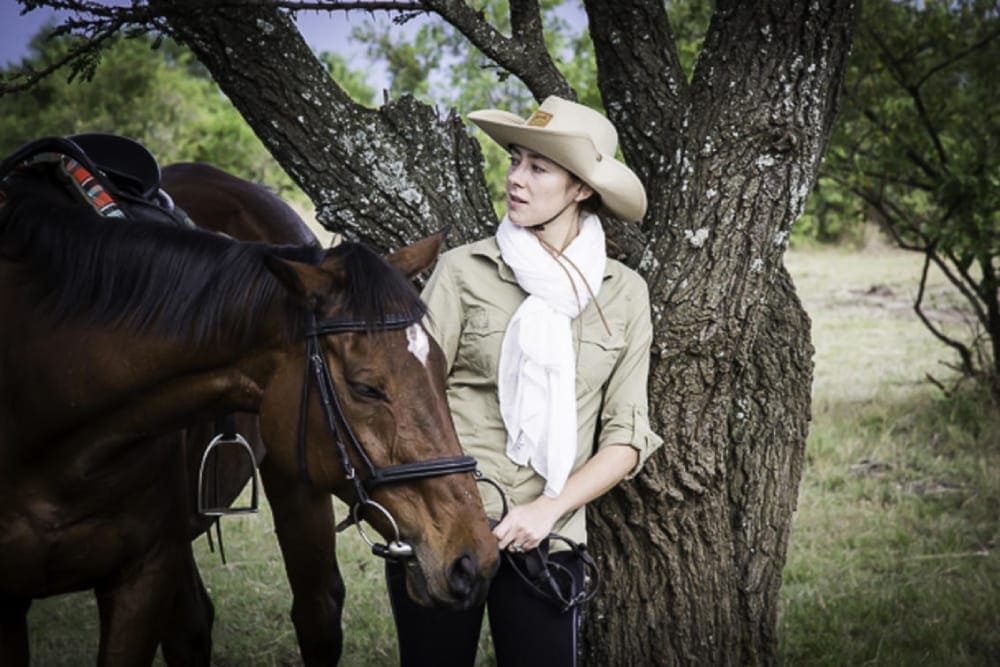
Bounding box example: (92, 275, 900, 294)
(296, 310, 478, 560)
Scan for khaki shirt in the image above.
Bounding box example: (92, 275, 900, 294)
(422, 236, 663, 544)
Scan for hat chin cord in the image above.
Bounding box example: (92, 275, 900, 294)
(525, 190, 582, 233)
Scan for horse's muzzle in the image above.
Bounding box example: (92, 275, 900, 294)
(445, 550, 496, 609)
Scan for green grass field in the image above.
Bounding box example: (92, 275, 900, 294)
(779, 246, 999, 666)
(25, 245, 999, 665)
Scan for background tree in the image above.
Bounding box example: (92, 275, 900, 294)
(822, 0, 1000, 397)
(3, 0, 857, 663)
(0, 30, 297, 190)
(351, 0, 592, 213)
(0, 28, 375, 198)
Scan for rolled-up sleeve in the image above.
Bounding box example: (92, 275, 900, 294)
(420, 252, 463, 374)
(596, 279, 663, 477)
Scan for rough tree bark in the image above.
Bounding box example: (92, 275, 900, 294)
(579, 1, 852, 664)
(148, 0, 496, 250)
(138, 0, 854, 663)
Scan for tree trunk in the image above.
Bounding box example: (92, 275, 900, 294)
(581, 0, 853, 664)
(148, 1, 496, 249)
(149, 0, 855, 663)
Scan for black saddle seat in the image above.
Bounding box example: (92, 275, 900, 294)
(69, 133, 161, 201)
(0, 134, 193, 228)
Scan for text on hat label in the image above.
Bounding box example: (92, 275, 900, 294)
(526, 110, 553, 128)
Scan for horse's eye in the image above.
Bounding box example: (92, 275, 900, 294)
(348, 381, 387, 401)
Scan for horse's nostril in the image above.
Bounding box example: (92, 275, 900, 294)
(447, 552, 479, 600)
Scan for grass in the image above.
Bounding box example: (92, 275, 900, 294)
(24, 244, 999, 665)
(779, 244, 999, 666)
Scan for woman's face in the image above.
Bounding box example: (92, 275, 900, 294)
(505, 145, 592, 228)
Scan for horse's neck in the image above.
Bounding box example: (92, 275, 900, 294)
(92, 327, 285, 421)
(7, 321, 286, 452)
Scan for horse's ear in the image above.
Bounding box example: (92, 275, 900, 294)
(386, 228, 449, 279)
(264, 255, 345, 301)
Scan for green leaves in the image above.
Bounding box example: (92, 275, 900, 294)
(1, 30, 328, 202)
(822, 0, 1000, 392)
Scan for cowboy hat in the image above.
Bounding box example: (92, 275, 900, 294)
(468, 96, 647, 222)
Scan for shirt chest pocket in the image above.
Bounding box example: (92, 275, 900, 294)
(457, 306, 507, 377)
(576, 324, 626, 393)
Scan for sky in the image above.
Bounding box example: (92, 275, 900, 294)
(0, 2, 401, 89)
(0, 2, 589, 95)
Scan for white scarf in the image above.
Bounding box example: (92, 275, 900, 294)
(496, 214, 606, 497)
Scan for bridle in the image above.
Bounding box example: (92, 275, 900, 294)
(295, 307, 602, 610)
(296, 310, 478, 560)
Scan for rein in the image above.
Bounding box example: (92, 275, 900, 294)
(296, 310, 478, 560)
(504, 531, 600, 613)
(480, 476, 601, 612)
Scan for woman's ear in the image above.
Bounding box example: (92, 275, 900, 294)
(573, 181, 595, 203)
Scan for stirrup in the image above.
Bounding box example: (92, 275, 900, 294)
(197, 433, 260, 516)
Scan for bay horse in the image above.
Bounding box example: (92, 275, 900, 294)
(0, 160, 498, 665)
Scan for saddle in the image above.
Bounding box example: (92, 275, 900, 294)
(0, 133, 193, 227)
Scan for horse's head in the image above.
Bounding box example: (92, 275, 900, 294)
(259, 232, 498, 608)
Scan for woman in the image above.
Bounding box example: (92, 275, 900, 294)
(386, 96, 663, 666)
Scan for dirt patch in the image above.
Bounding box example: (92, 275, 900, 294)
(841, 282, 973, 324)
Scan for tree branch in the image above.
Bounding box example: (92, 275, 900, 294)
(829, 174, 926, 251)
(865, 26, 950, 171)
(914, 251, 975, 375)
(509, 0, 543, 43)
(914, 27, 1000, 89)
(158, 0, 427, 10)
(421, 0, 572, 100)
(0, 26, 117, 95)
(256, 1, 422, 9)
(583, 0, 688, 245)
(939, 244, 992, 329)
(142, 0, 496, 247)
(2, 1, 168, 96)
(840, 175, 993, 332)
(861, 107, 942, 182)
(847, 166, 934, 192)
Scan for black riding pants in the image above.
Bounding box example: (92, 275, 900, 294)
(385, 551, 584, 667)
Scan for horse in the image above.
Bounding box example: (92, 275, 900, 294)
(0, 159, 499, 666)
(162, 161, 386, 664)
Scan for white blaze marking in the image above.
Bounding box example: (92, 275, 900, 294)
(406, 323, 429, 367)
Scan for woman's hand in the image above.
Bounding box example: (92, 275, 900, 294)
(493, 445, 639, 553)
(493, 495, 563, 552)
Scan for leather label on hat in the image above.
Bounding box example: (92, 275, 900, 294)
(526, 110, 553, 127)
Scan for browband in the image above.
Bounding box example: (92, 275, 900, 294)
(308, 311, 422, 336)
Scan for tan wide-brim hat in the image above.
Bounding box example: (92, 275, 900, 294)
(468, 96, 647, 222)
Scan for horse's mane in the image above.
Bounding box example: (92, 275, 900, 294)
(0, 182, 423, 347)
(323, 241, 427, 333)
